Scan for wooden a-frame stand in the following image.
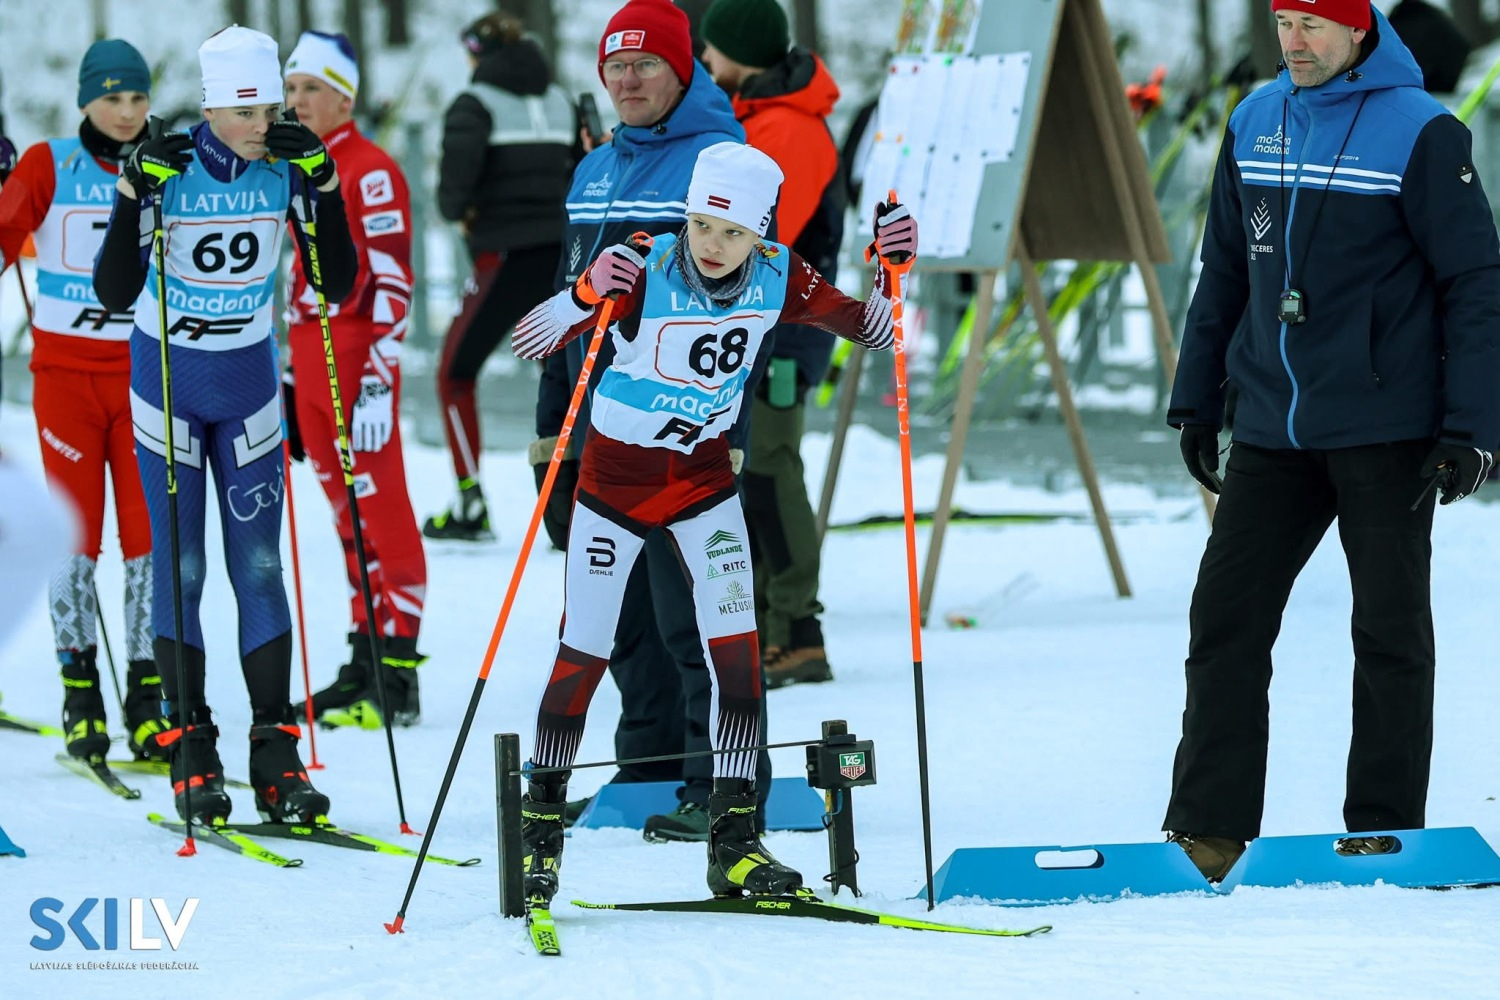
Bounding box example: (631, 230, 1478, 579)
(816, 0, 1215, 624)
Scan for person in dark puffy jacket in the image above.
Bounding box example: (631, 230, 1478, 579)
(1163, 0, 1500, 883)
(422, 12, 577, 541)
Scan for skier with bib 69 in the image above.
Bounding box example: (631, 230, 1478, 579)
(509, 140, 918, 905)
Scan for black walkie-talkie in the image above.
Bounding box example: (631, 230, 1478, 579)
(578, 93, 603, 146)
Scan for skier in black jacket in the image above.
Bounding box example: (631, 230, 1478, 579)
(422, 12, 577, 541)
(1164, 0, 1500, 882)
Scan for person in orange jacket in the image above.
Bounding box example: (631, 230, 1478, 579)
(700, 0, 842, 691)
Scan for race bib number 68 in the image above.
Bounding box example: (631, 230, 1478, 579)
(653, 317, 757, 390)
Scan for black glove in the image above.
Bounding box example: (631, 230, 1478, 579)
(1419, 441, 1494, 505)
(1179, 424, 1223, 494)
(533, 458, 579, 551)
(281, 371, 305, 463)
(265, 117, 336, 189)
(121, 120, 193, 194)
(0, 133, 16, 183)
(868, 199, 918, 263)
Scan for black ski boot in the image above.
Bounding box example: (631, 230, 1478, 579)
(521, 771, 569, 907)
(124, 659, 170, 762)
(706, 778, 803, 897)
(321, 636, 424, 729)
(294, 633, 374, 722)
(59, 648, 109, 759)
(249, 709, 331, 823)
(165, 709, 232, 825)
(422, 479, 495, 542)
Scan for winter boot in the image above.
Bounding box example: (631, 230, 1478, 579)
(59, 648, 109, 760)
(521, 771, 569, 907)
(765, 617, 833, 690)
(249, 708, 331, 823)
(706, 778, 803, 897)
(1336, 835, 1400, 856)
(644, 800, 711, 843)
(294, 633, 375, 722)
(164, 710, 232, 825)
(321, 636, 424, 729)
(422, 478, 495, 542)
(124, 659, 170, 762)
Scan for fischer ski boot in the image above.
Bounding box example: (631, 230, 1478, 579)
(164, 710, 232, 825)
(706, 778, 803, 897)
(321, 636, 424, 729)
(294, 632, 375, 722)
(422, 478, 495, 542)
(249, 709, 330, 823)
(521, 771, 569, 907)
(59, 648, 109, 759)
(124, 658, 170, 762)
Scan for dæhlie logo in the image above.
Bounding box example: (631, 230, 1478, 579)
(30, 898, 198, 951)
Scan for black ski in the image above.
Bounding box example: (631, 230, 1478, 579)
(147, 813, 303, 867)
(212, 819, 481, 867)
(55, 753, 141, 799)
(571, 890, 1052, 938)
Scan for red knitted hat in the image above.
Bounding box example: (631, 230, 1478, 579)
(598, 0, 694, 85)
(1270, 0, 1371, 31)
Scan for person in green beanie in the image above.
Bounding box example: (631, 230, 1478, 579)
(700, 0, 843, 690)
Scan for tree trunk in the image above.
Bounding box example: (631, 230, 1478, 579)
(1247, 0, 1280, 80)
(344, 0, 368, 115)
(91, 0, 108, 40)
(297, 0, 314, 34)
(384, 0, 410, 46)
(792, 0, 820, 53)
(499, 0, 558, 72)
(1195, 0, 1216, 85)
(228, 0, 250, 27)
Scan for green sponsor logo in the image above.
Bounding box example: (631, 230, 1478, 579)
(705, 529, 744, 560)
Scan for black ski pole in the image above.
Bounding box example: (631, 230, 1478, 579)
(144, 116, 195, 854)
(285, 124, 412, 832)
(92, 581, 126, 718)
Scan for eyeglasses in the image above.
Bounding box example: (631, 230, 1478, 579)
(601, 56, 666, 81)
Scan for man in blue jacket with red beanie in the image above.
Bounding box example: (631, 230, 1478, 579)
(1163, 0, 1500, 881)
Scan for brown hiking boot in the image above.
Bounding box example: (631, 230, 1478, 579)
(1168, 832, 1246, 882)
(1336, 835, 1399, 856)
(764, 646, 833, 689)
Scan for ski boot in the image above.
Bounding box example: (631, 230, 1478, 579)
(59, 648, 109, 759)
(293, 632, 375, 723)
(706, 778, 803, 897)
(249, 708, 330, 823)
(321, 636, 424, 729)
(521, 770, 569, 907)
(164, 709, 232, 825)
(124, 658, 171, 762)
(422, 478, 495, 542)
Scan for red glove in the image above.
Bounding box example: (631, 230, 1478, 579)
(575, 242, 647, 305)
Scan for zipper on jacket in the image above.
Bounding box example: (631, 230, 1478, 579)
(1278, 95, 1316, 450)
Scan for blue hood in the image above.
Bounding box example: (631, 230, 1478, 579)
(609, 60, 745, 152)
(1273, 7, 1423, 104)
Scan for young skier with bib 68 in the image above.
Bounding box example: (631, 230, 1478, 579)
(509, 141, 918, 904)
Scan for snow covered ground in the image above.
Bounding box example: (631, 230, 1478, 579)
(2, 398, 1500, 998)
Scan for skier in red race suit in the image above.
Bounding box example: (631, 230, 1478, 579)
(281, 32, 428, 729)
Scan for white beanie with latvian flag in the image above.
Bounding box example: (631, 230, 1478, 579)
(685, 142, 784, 237)
(200, 25, 283, 108)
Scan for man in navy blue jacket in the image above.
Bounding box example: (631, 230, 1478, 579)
(529, 0, 772, 834)
(1163, 0, 1500, 881)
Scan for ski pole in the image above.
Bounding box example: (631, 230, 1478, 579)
(287, 131, 411, 832)
(280, 420, 321, 769)
(386, 233, 652, 934)
(143, 116, 195, 856)
(871, 190, 935, 910)
(92, 581, 127, 718)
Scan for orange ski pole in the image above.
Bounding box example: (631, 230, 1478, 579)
(386, 233, 652, 933)
(281, 434, 321, 769)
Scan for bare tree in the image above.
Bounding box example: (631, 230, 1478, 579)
(792, 0, 820, 52)
(384, 0, 411, 46)
(1246, 0, 1279, 79)
(1195, 0, 1216, 84)
(344, 0, 368, 115)
(228, 0, 251, 26)
(500, 0, 559, 70)
(1450, 0, 1500, 44)
(297, 0, 314, 33)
